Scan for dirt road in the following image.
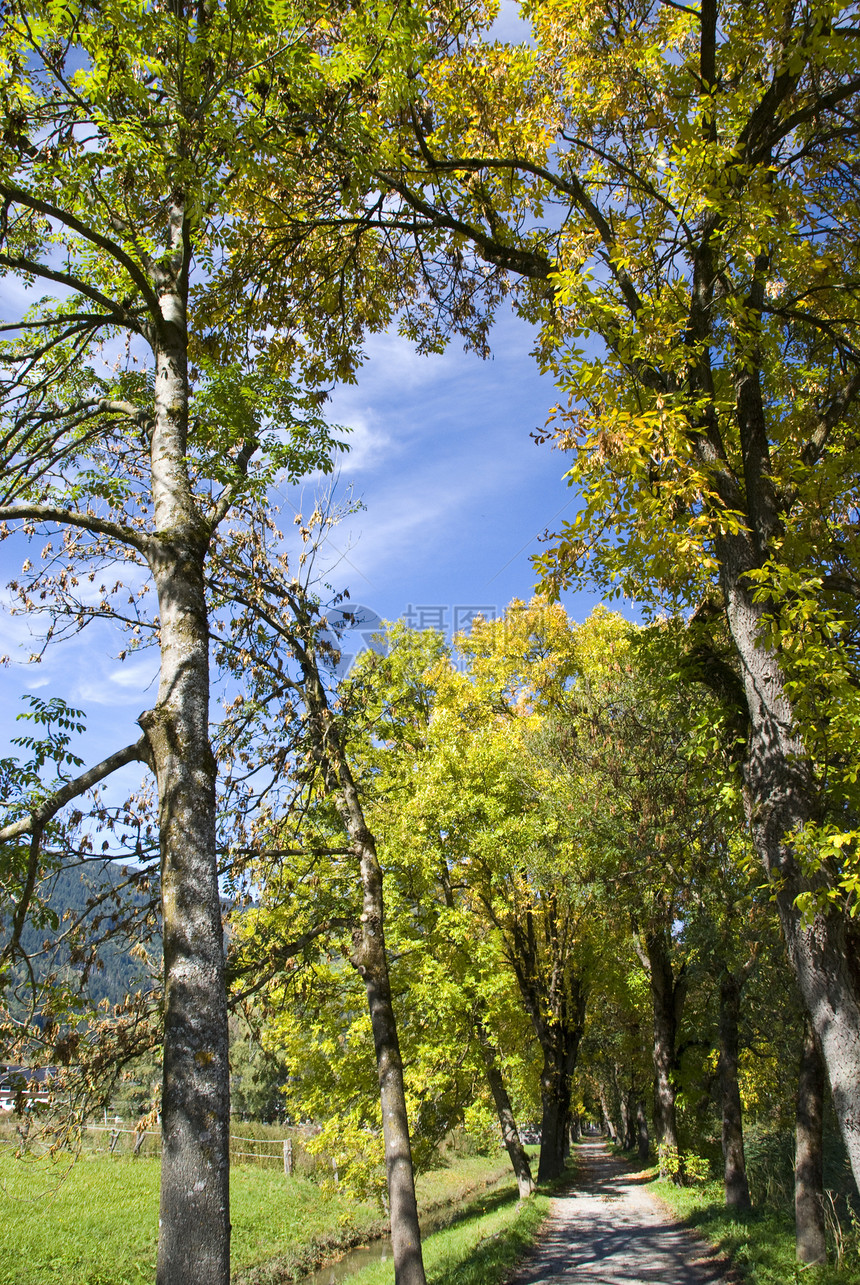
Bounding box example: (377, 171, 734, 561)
(505, 1141, 728, 1285)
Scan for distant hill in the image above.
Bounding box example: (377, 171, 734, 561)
(14, 860, 160, 1009)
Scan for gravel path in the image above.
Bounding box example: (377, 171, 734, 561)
(505, 1141, 729, 1285)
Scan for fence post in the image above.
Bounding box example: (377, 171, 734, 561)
(283, 1138, 292, 1176)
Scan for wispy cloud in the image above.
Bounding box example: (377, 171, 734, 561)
(326, 407, 394, 475)
(75, 656, 158, 705)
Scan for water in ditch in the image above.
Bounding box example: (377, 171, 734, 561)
(299, 1241, 392, 1285)
(297, 1169, 516, 1285)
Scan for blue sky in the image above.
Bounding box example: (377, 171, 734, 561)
(0, 305, 609, 771)
(284, 310, 596, 631)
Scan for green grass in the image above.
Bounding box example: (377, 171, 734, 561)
(337, 1185, 549, 1285)
(0, 1145, 515, 1285)
(652, 1176, 860, 1285)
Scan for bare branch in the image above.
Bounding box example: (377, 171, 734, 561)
(0, 736, 151, 844)
(0, 502, 151, 555)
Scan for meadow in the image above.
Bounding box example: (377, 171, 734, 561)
(0, 1144, 528, 1285)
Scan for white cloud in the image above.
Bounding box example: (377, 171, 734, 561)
(336, 330, 470, 403)
(329, 472, 482, 586)
(23, 673, 52, 691)
(75, 656, 158, 705)
(106, 658, 160, 691)
(324, 407, 394, 475)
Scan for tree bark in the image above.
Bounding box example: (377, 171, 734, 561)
(351, 830, 426, 1285)
(722, 559, 860, 1194)
(535, 994, 586, 1182)
(640, 929, 684, 1158)
(718, 969, 751, 1210)
(538, 1041, 572, 1179)
(796, 1021, 827, 1265)
(145, 249, 231, 1285)
(477, 1023, 535, 1198)
(624, 1085, 638, 1151)
(598, 1083, 620, 1144)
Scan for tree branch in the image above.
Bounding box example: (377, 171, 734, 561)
(801, 368, 860, 467)
(0, 179, 162, 316)
(205, 437, 259, 532)
(0, 736, 151, 845)
(0, 502, 151, 555)
(228, 917, 353, 1004)
(0, 252, 144, 332)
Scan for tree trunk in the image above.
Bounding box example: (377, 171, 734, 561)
(796, 1021, 826, 1265)
(477, 1024, 535, 1198)
(624, 1086, 638, 1151)
(571, 1113, 581, 1143)
(617, 1082, 631, 1149)
(535, 990, 587, 1183)
(538, 1041, 572, 1181)
(506, 911, 586, 1185)
(598, 1084, 620, 1144)
(637, 1099, 650, 1163)
(723, 561, 860, 1194)
(297, 638, 426, 1285)
(718, 970, 751, 1210)
(351, 832, 426, 1285)
(146, 271, 231, 1285)
(642, 929, 683, 1156)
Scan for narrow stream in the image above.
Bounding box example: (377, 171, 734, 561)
(297, 1170, 515, 1285)
(300, 1241, 391, 1285)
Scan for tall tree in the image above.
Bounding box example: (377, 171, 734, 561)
(367, 0, 860, 1190)
(421, 601, 607, 1181)
(0, 2, 422, 1280)
(212, 521, 432, 1285)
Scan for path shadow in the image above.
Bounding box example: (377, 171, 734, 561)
(504, 1142, 727, 1285)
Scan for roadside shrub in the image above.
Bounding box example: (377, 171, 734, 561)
(658, 1144, 711, 1185)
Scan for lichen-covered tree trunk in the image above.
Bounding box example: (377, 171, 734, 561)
(350, 827, 426, 1285)
(796, 1022, 826, 1265)
(718, 970, 751, 1210)
(144, 254, 230, 1285)
(723, 559, 860, 1194)
(476, 1024, 534, 1198)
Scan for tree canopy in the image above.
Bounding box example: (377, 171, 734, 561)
(349, 0, 860, 1191)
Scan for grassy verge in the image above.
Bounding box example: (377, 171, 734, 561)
(652, 1176, 860, 1285)
(335, 1185, 550, 1285)
(0, 1146, 515, 1285)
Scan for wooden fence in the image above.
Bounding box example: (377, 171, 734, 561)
(84, 1124, 296, 1172)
